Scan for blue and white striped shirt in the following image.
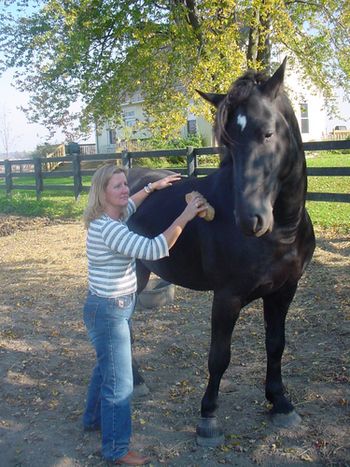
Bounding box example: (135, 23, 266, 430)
(87, 199, 169, 297)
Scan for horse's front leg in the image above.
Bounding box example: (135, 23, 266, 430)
(263, 282, 301, 427)
(196, 289, 241, 446)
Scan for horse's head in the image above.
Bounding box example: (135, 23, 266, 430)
(198, 58, 299, 237)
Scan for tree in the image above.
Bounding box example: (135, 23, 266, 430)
(0, 106, 17, 157)
(0, 0, 349, 139)
(30, 142, 60, 159)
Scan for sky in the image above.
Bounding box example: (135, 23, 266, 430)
(0, 1, 68, 154)
(0, 70, 62, 153)
(0, 69, 96, 154)
(0, 65, 349, 154)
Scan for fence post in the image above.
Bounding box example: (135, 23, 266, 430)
(4, 160, 13, 196)
(72, 153, 83, 200)
(186, 146, 196, 177)
(34, 157, 43, 200)
(121, 150, 131, 170)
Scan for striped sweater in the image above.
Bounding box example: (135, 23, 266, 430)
(86, 199, 169, 298)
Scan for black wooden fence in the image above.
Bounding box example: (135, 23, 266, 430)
(0, 141, 349, 203)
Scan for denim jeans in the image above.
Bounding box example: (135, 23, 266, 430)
(83, 291, 136, 461)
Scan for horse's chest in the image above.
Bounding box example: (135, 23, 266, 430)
(230, 241, 301, 295)
(256, 247, 302, 291)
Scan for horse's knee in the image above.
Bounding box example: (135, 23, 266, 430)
(208, 350, 230, 375)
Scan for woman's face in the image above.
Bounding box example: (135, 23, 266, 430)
(103, 172, 130, 212)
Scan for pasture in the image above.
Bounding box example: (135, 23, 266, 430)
(0, 217, 349, 466)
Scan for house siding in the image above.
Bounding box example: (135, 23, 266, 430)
(284, 68, 328, 142)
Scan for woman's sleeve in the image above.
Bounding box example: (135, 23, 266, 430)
(124, 199, 136, 221)
(101, 220, 169, 260)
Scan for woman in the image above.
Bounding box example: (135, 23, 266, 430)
(82, 164, 206, 465)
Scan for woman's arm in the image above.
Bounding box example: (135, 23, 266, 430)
(130, 174, 182, 209)
(101, 193, 207, 259)
(162, 194, 206, 249)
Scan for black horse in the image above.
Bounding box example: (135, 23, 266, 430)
(127, 58, 315, 446)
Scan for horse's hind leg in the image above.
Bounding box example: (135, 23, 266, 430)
(196, 290, 241, 446)
(263, 282, 301, 427)
(132, 260, 151, 397)
(136, 260, 151, 294)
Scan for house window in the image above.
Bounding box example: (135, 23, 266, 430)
(122, 110, 136, 127)
(300, 103, 309, 134)
(187, 119, 197, 135)
(108, 129, 116, 144)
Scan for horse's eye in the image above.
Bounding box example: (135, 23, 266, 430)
(265, 132, 273, 141)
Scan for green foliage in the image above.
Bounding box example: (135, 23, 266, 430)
(132, 134, 204, 168)
(30, 143, 61, 158)
(142, 134, 204, 151)
(0, 1, 349, 138)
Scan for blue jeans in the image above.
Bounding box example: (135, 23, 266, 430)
(83, 291, 136, 461)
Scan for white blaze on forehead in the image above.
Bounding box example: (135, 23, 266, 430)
(237, 114, 247, 132)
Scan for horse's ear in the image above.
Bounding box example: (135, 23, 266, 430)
(261, 57, 287, 99)
(196, 90, 226, 107)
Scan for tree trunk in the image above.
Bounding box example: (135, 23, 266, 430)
(257, 15, 272, 72)
(247, 7, 260, 66)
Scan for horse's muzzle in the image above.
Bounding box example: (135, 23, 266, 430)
(234, 206, 274, 237)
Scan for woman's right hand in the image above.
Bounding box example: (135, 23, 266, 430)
(181, 193, 207, 221)
(162, 193, 209, 250)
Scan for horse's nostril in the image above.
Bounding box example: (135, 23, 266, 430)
(253, 214, 264, 233)
(235, 207, 270, 237)
(243, 214, 265, 236)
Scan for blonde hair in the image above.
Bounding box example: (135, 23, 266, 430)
(83, 164, 127, 228)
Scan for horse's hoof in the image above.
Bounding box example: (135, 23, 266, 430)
(133, 383, 150, 398)
(196, 417, 225, 447)
(271, 410, 301, 428)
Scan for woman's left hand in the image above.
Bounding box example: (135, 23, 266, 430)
(152, 174, 182, 191)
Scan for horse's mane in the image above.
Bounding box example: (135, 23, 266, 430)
(216, 70, 269, 153)
(225, 70, 268, 107)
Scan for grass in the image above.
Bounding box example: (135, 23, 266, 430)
(305, 152, 350, 232)
(0, 175, 91, 219)
(0, 191, 88, 219)
(0, 151, 349, 231)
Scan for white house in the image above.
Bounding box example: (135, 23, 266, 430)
(95, 90, 150, 154)
(95, 67, 329, 153)
(284, 68, 328, 142)
(95, 95, 214, 154)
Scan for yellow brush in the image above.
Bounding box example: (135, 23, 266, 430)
(185, 191, 215, 221)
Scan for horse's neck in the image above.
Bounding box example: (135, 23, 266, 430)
(274, 144, 308, 239)
(275, 103, 308, 223)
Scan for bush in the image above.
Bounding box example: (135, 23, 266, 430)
(141, 134, 204, 150)
(133, 134, 204, 168)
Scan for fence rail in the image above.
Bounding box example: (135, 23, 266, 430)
(329, 130, 350, 141)
(0, 140, 349, 202)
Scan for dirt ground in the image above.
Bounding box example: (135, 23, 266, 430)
(0, 215, 349, 467)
